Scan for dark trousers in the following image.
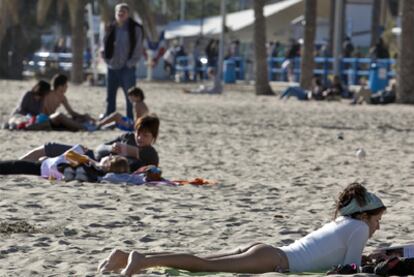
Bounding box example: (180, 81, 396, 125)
(44, 142, 95, 160)
(106, 66, 136, 120)
(0, 160, 41, 175)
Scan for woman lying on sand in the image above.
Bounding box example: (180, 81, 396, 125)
(98, 182, 386, 276)
(0, 144, 129, 182)
(19, 114, 160, 172)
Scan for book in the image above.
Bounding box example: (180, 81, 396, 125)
(375, 244, 414, 258)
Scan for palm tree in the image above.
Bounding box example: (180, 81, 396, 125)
(0, 1, 33, 79)
(300, 0, 317, 90)
(127, 0, 158, 42)
(397, 0, 414, 103)
(67, 0, 86, 84)
(253, 0, 273, 95)
(37, 0, 86, 84)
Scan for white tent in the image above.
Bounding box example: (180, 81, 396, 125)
(164, 0, 331, 43)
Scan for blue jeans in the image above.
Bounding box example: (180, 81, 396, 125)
(105, 66, 136, 120)
(280, 86, 308, 100)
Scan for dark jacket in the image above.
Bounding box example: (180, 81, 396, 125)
(104, 18, 143, 60)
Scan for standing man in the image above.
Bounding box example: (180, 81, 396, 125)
(102, 3, 144, 121)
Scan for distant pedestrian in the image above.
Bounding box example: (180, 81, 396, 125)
(205, 39, 219, 79)
(369, 38, 390, 59)
(342, 37, 354, 58)
(102, 3, 144, 121)
(162, 41, 178, 79)
(284, 39, 301, 82)
(192, 38, 203, 81)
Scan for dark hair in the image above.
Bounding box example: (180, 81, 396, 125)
(334, 182, 386, 219)
(107, 156, 129, 173)
(127, 86, 145, 101)
(32, 80, 51, 97)
(313, 76, 322, 86)
(134, 114, 160, 142)
(52, 74, 68, 90)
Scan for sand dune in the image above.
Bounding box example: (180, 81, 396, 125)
(0, 79, 413, 276)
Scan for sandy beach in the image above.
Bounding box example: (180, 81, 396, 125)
(0, 79, 413, 276)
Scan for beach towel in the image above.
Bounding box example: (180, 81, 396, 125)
(158, 268, 317, 276)
(100, 174, 217, 186)
(172, 178, 217, 186)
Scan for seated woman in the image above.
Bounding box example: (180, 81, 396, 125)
(280, 76, 324, 101)
(370, 79, 396, 105)
(19, 114, 160, 172)
(4, 80, 51, 130)
(0, 144, 129, 182)
(98, 182, 386, 276)
(322, 75, 346, 101)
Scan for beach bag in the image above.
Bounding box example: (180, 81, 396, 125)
(374, 256, 414, 276)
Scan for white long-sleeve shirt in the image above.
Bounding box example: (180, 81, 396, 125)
(280, 216, 369, 272)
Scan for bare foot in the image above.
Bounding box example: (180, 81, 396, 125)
(97, 249, 129, 273)
(120, 251, 146, 276)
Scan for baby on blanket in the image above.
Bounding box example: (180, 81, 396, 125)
(101, 165, 166, 185)
(57, 149, 162, 183)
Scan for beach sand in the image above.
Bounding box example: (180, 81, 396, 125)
(0, 79, 413, 276)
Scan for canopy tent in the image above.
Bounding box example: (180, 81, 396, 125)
(164, 0, 331, 43)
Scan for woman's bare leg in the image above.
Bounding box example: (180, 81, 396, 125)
(120, 244, 288, 276)
(98, 243, 262, 273)
(19, 145, 46, 161)
(98, 249, 129, 273)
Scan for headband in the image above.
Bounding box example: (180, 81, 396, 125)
(339, 191, 384, 216)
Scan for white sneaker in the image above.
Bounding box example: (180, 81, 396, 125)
(75, 167, 88, 182)
(63, 167, 75, 181)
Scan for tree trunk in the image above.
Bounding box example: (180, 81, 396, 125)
(397, 0, 414, 104)
(370, 0, 381, 47)
(0, 0, 25, 79)
(253, 0, 273, 95)
(98, 0, 111, 24)
(130, 0, 157, 41)
(68, 0, 85, 84)
(36, 0, 53, 26)
(300, 0, 317, 90)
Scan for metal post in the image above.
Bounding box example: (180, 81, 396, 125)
(333, 0, 344, 76)
(200, 0, 205, 37)
(180, 0, 186, 45)
(211, 0, 226, 93)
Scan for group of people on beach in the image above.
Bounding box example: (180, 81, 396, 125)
(0, 81, 404, 274)
(4, 73, 149, 132)
(1, 2, 410, 276)
(280, 73, 397, 105)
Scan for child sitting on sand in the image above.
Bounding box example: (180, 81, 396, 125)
(97, 86, 149, 131)
(98, 182, 386, 276)
(0, 144, 129, 182)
